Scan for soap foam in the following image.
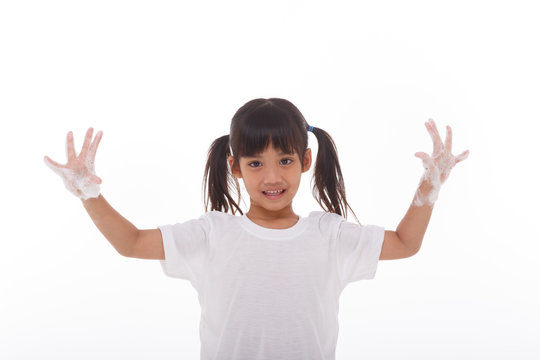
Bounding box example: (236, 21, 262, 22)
(412, 120, 469, 207)
(44, 128, 103, 200)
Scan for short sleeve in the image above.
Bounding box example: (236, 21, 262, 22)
(158, 214, 211, 286)
(335, 219, 385, 286)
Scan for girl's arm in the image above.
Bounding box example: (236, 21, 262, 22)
(80, 194, 141, 257)
(45, 128, 164, 259)
(380, 181, 434, 260)
(82, 195, 164, 259)
(380, 119, 469, 260)
(396, 179, 435, 255)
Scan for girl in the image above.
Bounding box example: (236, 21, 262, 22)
(44, 98, 469, 360)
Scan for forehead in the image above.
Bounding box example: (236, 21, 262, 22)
(245, 144, 296, 158)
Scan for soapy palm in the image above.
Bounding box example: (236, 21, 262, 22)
(413, 119, 469, 206)
(44, 128, 103, 200)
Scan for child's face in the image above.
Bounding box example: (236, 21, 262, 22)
(229, 144, 312, 216)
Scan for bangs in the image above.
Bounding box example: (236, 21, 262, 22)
(232, 102, 306, 158)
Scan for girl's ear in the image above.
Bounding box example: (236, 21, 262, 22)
(228, 156, 242, 178)
(302, 148, 312, 173)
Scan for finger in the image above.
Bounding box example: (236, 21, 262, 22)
(44, 155, 65, 168)
(426, 119, 443, 155)
(79, 128, 94, 159)
(444, 125, 453, 152)
(44, 156, 66, 176)
(414, 151, 430, 162)
(455, 149, 470, 163)
(415, 151, 432, 171)
(66, 131, 76, 160)
(88, 130, 103, 163)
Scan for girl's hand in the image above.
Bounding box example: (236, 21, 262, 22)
(44, 128, 103, 200)
(413, 119, 469, 206)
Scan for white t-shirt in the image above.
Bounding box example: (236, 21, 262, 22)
(159, 210, 385, 360)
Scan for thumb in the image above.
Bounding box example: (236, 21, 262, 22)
(44, 156, 65, 177)
(414, 152, 430, 162)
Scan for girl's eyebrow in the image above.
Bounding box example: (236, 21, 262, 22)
(248, 151, 294, 157)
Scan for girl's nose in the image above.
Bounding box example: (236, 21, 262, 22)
(263, 164, 282, 183)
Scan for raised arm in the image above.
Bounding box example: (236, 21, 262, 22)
(44, 128, 164, 259)
(380, 119, 469, 260)
(80, 194, 146, 258)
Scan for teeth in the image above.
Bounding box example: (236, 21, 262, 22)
(264, 190, 283, 194)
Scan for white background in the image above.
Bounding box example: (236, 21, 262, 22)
(1, 0, 539, 359)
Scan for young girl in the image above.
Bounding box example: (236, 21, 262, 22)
(44, 98, 469, 360)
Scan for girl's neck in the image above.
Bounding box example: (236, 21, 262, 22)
(246, 205, 300, 229)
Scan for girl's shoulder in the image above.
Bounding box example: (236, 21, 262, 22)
(305, 211, 350, 233)
(306, 210, 366, 231)
(178, 211, 241, 236)
(306, 210, 345, 223)
(199, 210, 239, 225)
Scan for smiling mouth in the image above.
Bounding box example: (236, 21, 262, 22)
(263, 189, 285, 195)
(263, 189, 285, 198)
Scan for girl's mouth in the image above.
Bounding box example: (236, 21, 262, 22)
(262, 189, 286, 199)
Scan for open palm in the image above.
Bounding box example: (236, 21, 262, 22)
(415, 119, 469, 185)
(44, 128, 103, 200)
(413, 119, 469, 206)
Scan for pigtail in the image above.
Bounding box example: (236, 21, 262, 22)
(310, 126, 359, 223)
(203, 135, 243, 215)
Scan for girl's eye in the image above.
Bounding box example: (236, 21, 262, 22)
(280, 158, 293, 165)
(248, 161, 262, 168)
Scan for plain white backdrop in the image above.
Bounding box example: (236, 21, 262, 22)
(1, 0, 539, 359)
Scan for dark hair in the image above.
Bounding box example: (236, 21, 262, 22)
(203, 98, 358, 222)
